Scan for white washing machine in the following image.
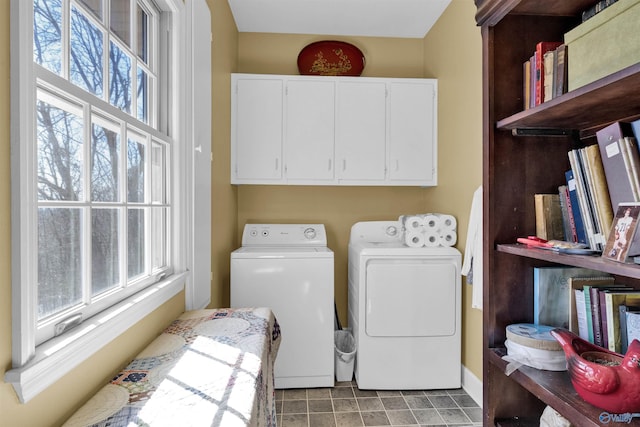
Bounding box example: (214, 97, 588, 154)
(230, 223, 334, 389)
(348, 221, 461, 390)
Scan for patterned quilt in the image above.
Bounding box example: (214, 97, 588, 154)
(63, 308, 281, 427)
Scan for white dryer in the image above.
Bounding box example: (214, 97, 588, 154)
(348, 221, 461, 390)
(230, 224, 334, 389)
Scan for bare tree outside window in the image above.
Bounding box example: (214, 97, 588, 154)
(32, 0, 166, 331)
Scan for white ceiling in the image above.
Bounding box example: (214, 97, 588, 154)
(227, 0, 452, 39)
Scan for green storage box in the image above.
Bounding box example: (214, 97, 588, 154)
(564, 0, 640, 91)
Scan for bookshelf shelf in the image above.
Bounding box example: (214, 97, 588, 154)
(487, 349, 607, 427)
(477, 0, 640, 425)
(496, 62, 640, 137)
(497, 244, 640, 279)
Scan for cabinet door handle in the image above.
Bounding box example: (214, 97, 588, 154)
(395, 160, 400, 172)
(328, 159, 332, 171)
(275, 158, 279, 171)
(343, 159, 346, 171)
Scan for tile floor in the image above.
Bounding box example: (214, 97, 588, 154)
(275, 380, 482, 427)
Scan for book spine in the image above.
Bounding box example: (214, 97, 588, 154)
(523, 60, 531, 110)
(534, 42, 562, 106)
(590, 287, 604, 346)
(599, 290, 610, 348)
(584, 286, 595, 343)
(566, 170, 588, 244)
(623, 137, 640, 199)
(620, 305, 631, 354)
(558, 185, 573, 242)
(575, 289, 589, 340)
(543, 50, 555, 103)
(626, 310, 640, 349)
(569, 150, 600, 249)
(554, 44, 567, 98)
(584, 144, 614, 241)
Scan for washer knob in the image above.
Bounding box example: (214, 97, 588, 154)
(304, 227, 317, 240)
(386, 226, 398, 237)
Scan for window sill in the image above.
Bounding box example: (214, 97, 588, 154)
(4, 272, 187, 403)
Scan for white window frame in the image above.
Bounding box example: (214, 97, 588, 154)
(6, 0, 191, 403)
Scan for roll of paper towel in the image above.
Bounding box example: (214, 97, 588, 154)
(402, 215, 425, 231)
(423, 230, 440, 247)
(422, 214, 441, 230)
(404, 231, 425, 248)
(439, 214, 457, 231)
(439, 231, 457, 247)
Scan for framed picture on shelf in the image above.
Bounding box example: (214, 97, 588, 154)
(602, 203, 640, 263)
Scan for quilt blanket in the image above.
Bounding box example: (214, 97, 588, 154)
(63, 307, 281, 427)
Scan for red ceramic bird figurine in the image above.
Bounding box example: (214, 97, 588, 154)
(551, 328, 640, 413)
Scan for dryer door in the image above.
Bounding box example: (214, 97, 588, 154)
(365, 258, 458, 337)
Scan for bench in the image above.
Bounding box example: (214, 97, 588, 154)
(63, 307, 281, 427)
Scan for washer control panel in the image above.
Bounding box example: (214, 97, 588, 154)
(241, 224, 327, 247)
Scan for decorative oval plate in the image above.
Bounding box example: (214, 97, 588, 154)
(297, 41, 365, 76)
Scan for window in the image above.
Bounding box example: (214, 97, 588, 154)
(7, 0, 190, 403)
(33, 0, 170, 345)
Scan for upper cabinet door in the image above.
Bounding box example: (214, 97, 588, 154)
(285, 79, 336, 181)
(335, 81, 387, 182)
(231, 76, 284, 183)
(388, 81, 438, 185)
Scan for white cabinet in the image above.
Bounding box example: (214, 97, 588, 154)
(231, 74, 437, 186)
(231, 76, 284, 183)
(285, 79, 335, 182)
(388, 81, 437, 185)
(335, 81, 387, 182)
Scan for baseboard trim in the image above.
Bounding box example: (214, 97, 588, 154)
(461, 364, 482, 408)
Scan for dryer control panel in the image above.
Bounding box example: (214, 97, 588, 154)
(241, 223, 327, 247)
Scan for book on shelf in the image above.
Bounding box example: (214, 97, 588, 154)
(543, 49, 556, 103)
(631, 118, 640, 142)
(565, 170, 588, 245)
(596, 121, 640, 255)
(534, 41, 562, 106)
(598, 286, 635, 347)
(605, 290, 640, 352)
(583, 144, 614, 241)
(582, 283, 626, 343)
(620, 304, 640, 353)
(578, 147, 605, 244)
(523, 60, 531, 110)
(570, 276, 615, 339)
(585, 284, 628, 345)
(534, 194, 564, 240)
(582, 0, 619, 22)
(591, 286, 611, 346)
(558, 185, 574, 242)
(568, 149, 603, 249)
(625, 309, 640, 352)
(602, 203, 640, 263)
(575, 288, 589, 339)
(553, 44, 567, 99)
(529, 53, 536, 109)
(534, 266, 606, 330)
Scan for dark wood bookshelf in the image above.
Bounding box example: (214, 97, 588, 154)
(476, 0, 640, 425)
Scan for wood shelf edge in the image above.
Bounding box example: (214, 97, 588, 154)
(486, 349, 625, 426)
(496, 63, 640, 132)
(496, 244, 640, 279)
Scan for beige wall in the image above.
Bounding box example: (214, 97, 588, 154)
(235, 0, 483, 379)
(0, 0, 238, 425)
(423, 0, 483, 379)
(210, 0, 240, 307)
